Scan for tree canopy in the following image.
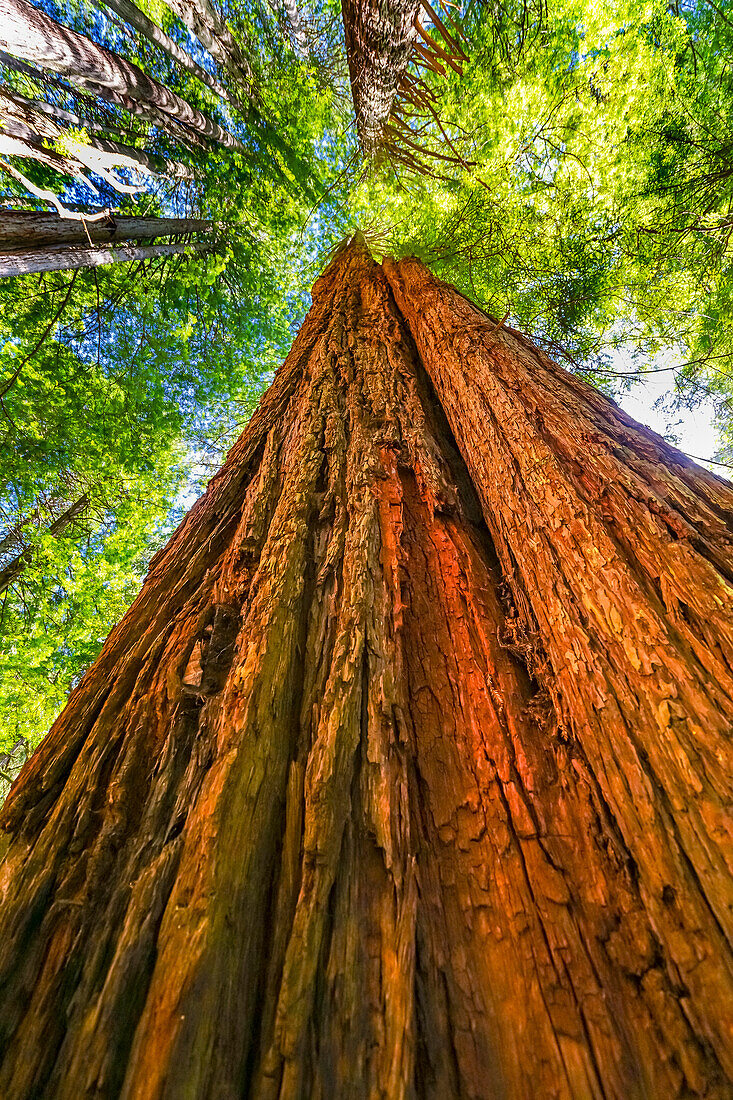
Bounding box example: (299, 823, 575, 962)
(1, 0, 732, 754)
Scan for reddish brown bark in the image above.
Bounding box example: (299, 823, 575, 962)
(0, 237, 732, 1099)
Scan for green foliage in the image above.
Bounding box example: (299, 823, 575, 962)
(0, 470, 182, 753)
(0, 0, 356, 750)
(351, 0, 733, 392)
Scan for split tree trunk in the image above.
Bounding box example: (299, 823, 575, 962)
(0, 237, 732, 1099)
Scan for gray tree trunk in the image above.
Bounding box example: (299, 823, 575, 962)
(99, 0, 246, 112)
(0, 211, 212, 249)
(0, 494, 89, 597)
(0, 0, 243, 149)
(0, 238, 212, 277)
(163, 0, 256, 96)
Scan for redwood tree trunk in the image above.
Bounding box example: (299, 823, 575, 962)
(0, 237, 732, 1099)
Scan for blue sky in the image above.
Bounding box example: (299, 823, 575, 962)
(615, 358, 729, 480)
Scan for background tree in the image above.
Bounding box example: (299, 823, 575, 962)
(0, 0, 352, 753)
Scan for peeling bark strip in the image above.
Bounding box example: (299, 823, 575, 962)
(1, 238, 733, 1098)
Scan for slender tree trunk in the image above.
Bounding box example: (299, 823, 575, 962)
(0, 211, 211, 249)
(0, 85, 195, 179)
(0, 237, 732, 1099)
(0, 495, 90, 597)
(0, 132, 87, 177)
(0, 739, 29, 796)
(0, 0, 243, 149)
(0, 103, 146, 198)
(163, 0, 256, 95)
(99, 0, 247, 112)
(84, 133, 195, 178)
(283, 0, 308, 56)
(0, 238, 211, 276)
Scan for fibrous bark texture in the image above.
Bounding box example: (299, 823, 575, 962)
(341, 0, 468, 165)
(1, 238, 733, 1099)
(341, 0, 419, 157)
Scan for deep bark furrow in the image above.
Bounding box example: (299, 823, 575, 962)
(384, 254, 733, 1086)
(0, 239, 731, 1098)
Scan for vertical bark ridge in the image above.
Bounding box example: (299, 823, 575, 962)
(0, 238, 730, 1099)
(341, 0, 419, 158)
(385, 254, 733, 1091)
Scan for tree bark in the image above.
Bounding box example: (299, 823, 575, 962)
(0, 84, 195, 179)
(98, 0, 247, 112)
(0, 238, 211, 276)
(341, 0, 419, 158)
(0, 237, 732, 1099)
(0, 48, 210, 158)
(162, 0, 256, 97)
(0, 0, 243, 149)
(0, 132, 89, 178)
(0, 112, 145, 199)
(0, 211, 211, 249)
